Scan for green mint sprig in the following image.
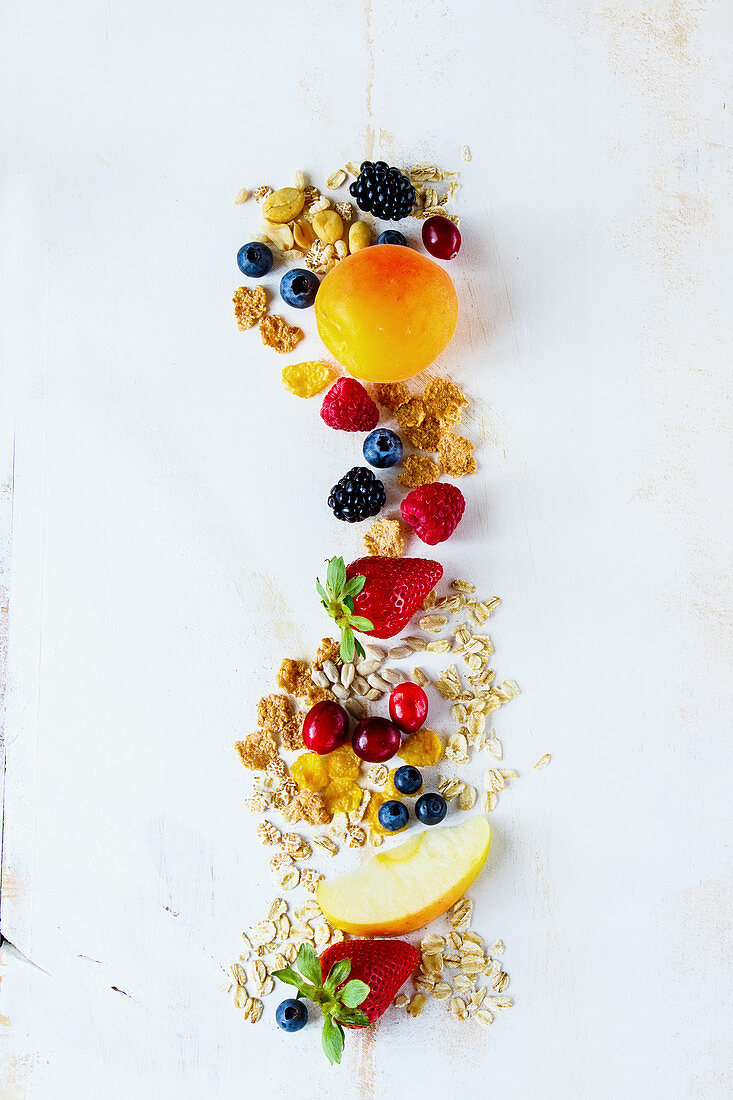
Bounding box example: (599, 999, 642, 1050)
(316, 556, 374, 663)
(271, 943, 371, 1065)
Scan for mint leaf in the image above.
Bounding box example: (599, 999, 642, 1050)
(340, 979, 370, 1008)
(349, 616, 374, 632)
(271, 967, 316, 998)
(322, 1015, 345, 1065)
(296, 943, 321, 986)
(323, 958, 351, 995)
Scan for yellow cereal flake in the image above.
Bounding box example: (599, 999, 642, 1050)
(423, 377, 468, 428)
(291, 752, 331, 792)
(363, 518, 407, 558)
(259, 315, 303, 354)
(398, 454, 441, 490)
(373, 382, 409, 411)
(233, 285, 267, 331)
(405, 417, 443, 452)
(325, 744, 361, 781)
(282, 361, 336, 398)
(398, 728, 443, 767)
(395, 397, 426, 430)
(235, 730, 277, 771)
(384, 769, 402, 799)
(438, 432, 476, 476)
(323, 780, 363, 816)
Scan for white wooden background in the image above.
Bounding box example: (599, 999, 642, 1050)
(1, 0, 731, 1097)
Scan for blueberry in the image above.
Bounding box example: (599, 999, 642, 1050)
(237, 241, 273, 278)
(378, 799, 409, 832)
(363, 428, 403, 469)
(280, 268, 319, 309)
(276, 998, 308, 1032)
(393, 765, 423, 796)
(415, 792, 447, 825)
(376, 230, 407, 246)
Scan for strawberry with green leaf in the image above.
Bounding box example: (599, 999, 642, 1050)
(272, 939, 419, 1065)
(316, 554, 443, 662)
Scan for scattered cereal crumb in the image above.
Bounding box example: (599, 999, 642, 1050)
(393, 993, 409, 1009)
(259, 315, 303, 354)
(533, 753, 551, 771)
(398, 454, 441, 489)
(461, 145, 471, 162)
(335, 202, 353, 222)
(373, 381, 410, 411)
(235, 730, 277, 771)
(233, 285, 267, 331)
(234, 187, 250, 205)
(363, 517, 408, 558)
(253, 186, 273, 201)
(438, 431, 476, 476)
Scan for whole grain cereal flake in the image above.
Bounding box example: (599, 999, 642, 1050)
(235, 730, 277, 771)
(395, 397, 426, 430)
(423, 377, 468, 427)
(438, 431, 476, 476)
(373, 381, 409, 411)
(363, 518, 407, 558)
(405, 417, 444, 452)
(257, 694, 293, 733)
(259, 315, 303, 354)
(398, 454, 441, 490)
(233, 285, 267, 331)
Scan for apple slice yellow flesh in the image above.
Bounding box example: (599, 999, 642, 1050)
(317, 815, 491, 936)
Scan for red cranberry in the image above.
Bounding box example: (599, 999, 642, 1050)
(422, 215, 461, 260)
(388, 682, 429, 733)
(352, 717, 402, 763)
(302, 700, 349, 755)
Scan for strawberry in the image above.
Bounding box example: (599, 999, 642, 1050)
(401, 481, 466, 545)
(272, 940, 418, 1065)
(317, 554, 443, 661)
(319, 939, 419, 1025)
(320, 378, 379, 432)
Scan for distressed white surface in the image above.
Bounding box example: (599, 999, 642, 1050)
(1, 0, 731, 1097)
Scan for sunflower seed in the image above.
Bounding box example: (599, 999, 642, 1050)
(387, 645, 412, 659)
(321, 660, 340, 683)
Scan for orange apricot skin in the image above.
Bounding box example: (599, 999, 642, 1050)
(314, 244, 459, 382)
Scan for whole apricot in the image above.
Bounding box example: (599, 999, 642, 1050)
(314, 245, 458, 382)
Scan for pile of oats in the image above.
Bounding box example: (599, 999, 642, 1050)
(398, 898, 512, 1027)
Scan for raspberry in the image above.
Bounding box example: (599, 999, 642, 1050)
(320, 378, 379, 432)
(400, 482, 466, 545)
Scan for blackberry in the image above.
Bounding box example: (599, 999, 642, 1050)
(328, 466, 386, 523)
(349, 160, 416, 222)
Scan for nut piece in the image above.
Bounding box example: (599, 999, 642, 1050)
(262, 221, 294, 251)
(312, 209, 344, 244)
(348, 221, 371, 252)
(293, 219, 315, 250)
(261, 187, 305, 224)
(234, 187, 250, 204)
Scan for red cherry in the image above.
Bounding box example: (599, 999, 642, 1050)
(421, 215, 461, 260)
(388, 682, 429, 733)
(303, 701, 349, 755)
(352, 717, 402, 763)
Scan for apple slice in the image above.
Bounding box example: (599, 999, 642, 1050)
(317, 815, 491, 936)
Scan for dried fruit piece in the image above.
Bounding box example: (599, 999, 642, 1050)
(282, 361, 336, 399)
(291, 752, 331, 792)
(325, 743, 361, 781)
(323, 779, 363, 816)
(398, 728, 442, 767)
